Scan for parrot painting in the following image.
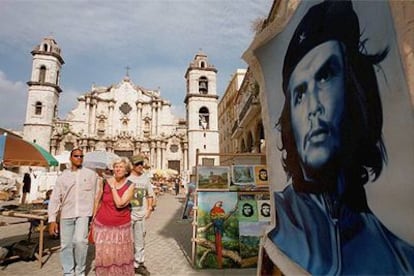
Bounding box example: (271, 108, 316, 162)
(210, 200, 226, 268)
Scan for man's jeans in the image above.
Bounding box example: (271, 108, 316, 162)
(60, 217, 89, 276)
(132, 219, 146, 267)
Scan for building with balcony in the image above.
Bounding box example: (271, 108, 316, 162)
(218, 69, 246, 155)
(219, 68, 265, 158)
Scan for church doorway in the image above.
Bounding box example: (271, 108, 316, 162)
(168, 160, 180, 174)
(114, 150, 133, 159)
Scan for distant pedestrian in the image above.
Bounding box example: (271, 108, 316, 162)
(21, 170, 31, 204)
(174, 178, 180, 196)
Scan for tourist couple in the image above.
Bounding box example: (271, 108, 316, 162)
(47, 148, 154, 276)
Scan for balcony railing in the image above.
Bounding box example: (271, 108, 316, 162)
(232, 121, 239, 134)
(239, 94, 258, 122)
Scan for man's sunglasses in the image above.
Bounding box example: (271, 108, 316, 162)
(72, 155, 84, 158)
(134, 162, 144, 166)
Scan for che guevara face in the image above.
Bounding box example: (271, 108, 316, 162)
(287, 41, 345, 173)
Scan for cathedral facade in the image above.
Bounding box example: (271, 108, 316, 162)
(23, 37, 220, 176)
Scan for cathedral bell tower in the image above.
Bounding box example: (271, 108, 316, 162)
(23, 37, 64, 151)
(184, 50, 219, 173)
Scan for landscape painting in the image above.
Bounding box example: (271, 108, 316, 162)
(196, 166, 230, 191)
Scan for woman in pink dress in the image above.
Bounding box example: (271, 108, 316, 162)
(93, 157, 135, 276)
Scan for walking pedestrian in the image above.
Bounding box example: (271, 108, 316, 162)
(21, 169, 31, 204)
(93, 157, 135, 275)
(47, 148, 98, 276)
(174, 177, 180, 196)
(128, 154, 155, 276)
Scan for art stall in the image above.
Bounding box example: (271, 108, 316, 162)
(190, 153, 270, 270)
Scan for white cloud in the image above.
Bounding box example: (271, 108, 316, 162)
(0, 0, 272, 130)
(57, 86, 84, 119)
(0, 71, 27, 130)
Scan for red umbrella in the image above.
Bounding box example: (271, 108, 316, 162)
(0, 133, 58, 167)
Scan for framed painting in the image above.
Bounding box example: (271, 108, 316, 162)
(230, 165, 255, 191)
(196, 166, 230, 191)
(254, 165, 269, 187)
(195, 191, 239, 269)
(257, 200, 271, 222)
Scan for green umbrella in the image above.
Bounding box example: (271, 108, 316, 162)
(31, 142, 59, 167)
(0, 133, 58, 167)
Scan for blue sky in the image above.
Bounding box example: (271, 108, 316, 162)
(0, 0, 272, 131)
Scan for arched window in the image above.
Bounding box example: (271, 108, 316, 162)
(200, 61, 205, 68)
(39, 65, 46, 83)
(35, 101, 42, 115)
(43, 43, 48, 52)
(98, 119, 105, 136)
(144, 119, 150, 131)
(198, 76, 208, 94)
(199, 107, 209, 130)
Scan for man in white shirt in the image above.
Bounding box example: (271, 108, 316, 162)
(48, 148, 97, 276)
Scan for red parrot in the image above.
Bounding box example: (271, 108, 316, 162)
(210, 201, 226, 268)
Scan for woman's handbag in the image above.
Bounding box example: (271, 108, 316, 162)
(88, 178, 105, 245)
(88, 221, 95, 244)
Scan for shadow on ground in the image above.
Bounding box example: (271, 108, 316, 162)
(157, 196, 193, 263)
(1, 228, 95, 274)
(1, 230, 60, 267)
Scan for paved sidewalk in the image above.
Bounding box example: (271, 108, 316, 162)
(0, 193, 257, 275)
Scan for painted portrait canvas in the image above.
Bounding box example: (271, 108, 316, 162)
(244, 0, 414, 274)
(254, 165, 269, 187)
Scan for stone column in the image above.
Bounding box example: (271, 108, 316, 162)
(151, 102, 155, 136)
(150, 141, 156, 168)
(108, 101, 114, 136)
(136, 102, 142, 137)
(156, 141, 161, 169)
(161, 141, 167, 170)
(156, 102, 160, 135)
(91, 98, 97, 135)
(183, 142, 188, 173)
(86, 97, 91, 134)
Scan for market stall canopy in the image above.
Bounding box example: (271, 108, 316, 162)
(0, 133, 58, 167)
(150, 168, 179, 178)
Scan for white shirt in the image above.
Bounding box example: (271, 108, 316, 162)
(48, 167, 97, 222)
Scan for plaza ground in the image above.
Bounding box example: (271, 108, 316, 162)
(0, 192, 256, 275)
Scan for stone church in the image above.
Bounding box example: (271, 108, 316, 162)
(23, 37, 220, 176)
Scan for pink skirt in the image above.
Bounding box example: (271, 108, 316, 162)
(94, 220, 134, 276)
